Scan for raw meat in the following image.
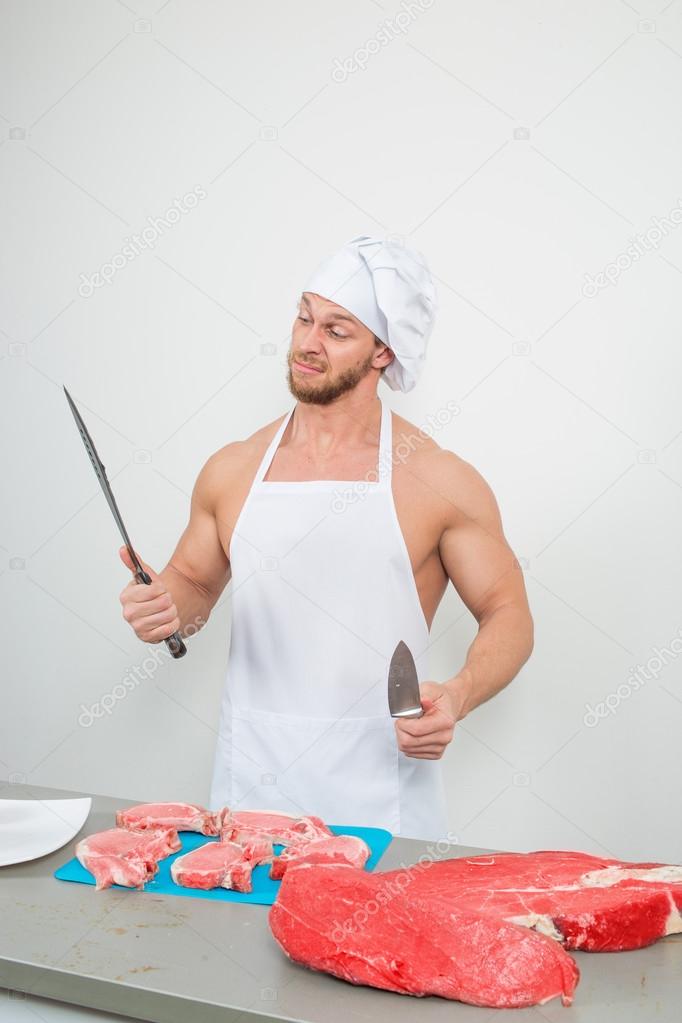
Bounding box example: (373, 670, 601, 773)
(270, 835, 371, 880)
(269, 862, 579, 1008)
(232, 830, 274, 865)
(377, 849, 682, 952)
(221, 809, 332, 846)
(76, 827, 180, 891)
(269, 850, 682, 1008)
(290, 814, 334, 841)
(116, 801, 220, 836)
(170, 839, 253, 892)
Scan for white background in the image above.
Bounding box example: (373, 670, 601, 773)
(2, 0, 682, 911)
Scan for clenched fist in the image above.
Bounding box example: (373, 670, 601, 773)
(118, 546, 181, 644)
(394, 681, 458, 760)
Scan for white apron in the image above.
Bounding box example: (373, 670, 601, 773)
(209, 396, 449, 840)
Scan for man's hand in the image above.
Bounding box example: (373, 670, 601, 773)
(118, 547, 181, 644)
(394, 679, 467, 760)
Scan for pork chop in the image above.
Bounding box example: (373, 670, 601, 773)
(170, 839, 253, 892)
(270, 834, 370, 880)
(116, 801, 220, 836)
(221, 809, 332, 846)
(75, 826, 180, 891)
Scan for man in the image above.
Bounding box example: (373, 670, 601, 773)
(119, 235, 533, 840)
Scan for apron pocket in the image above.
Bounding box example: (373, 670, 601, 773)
(229, 702, 401, 833)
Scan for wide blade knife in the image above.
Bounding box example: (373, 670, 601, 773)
(388, 640, 424, 718)
(63, 386, 187, 659)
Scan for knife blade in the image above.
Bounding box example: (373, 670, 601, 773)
(63, 386, 187, 659)
(388, 640, 423, 718)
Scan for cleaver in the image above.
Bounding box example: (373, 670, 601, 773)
(388, 640, 424, 718)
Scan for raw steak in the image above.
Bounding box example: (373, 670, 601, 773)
(269, 862, 579, 1008)
(221, 809, 332, 846)
(116, 801, 220, 836)
(76, 827, 180, 891)
(269, 850, 682, 1008)
(170, 839, 253, 892)
(377, 849, 682, 952)
(231, 830, 274, 865)
(271, 835, 371, 880)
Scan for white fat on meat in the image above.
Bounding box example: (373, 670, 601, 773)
(580, 864, 682, 886)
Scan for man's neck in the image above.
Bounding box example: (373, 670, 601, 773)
(288, 393, 382, 460)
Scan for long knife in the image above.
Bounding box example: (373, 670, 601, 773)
(63, 386, 187, 659)
(388, 640, 423, 718)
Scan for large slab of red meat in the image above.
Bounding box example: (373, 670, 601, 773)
(76, 827, 180, 891)
(379, 849, 682, 953)
(269, 849, 682, 1009)
(221, 809, 333, 846)
(170, 840, 253, 892)
(116, 802, 220, 836)
(270, 835, 371, 880)
(270, 861, 579, 1008)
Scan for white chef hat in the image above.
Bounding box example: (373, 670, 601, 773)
(302, 235, 437, 393)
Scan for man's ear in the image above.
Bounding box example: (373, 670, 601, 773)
(374, 335, 394, 370)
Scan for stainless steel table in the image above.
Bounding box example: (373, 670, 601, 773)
(1, 783, 680, 1022)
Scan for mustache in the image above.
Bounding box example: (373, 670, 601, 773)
(291, 356, 325, 371)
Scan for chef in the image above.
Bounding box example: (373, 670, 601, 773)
(119, 235, 534, 841)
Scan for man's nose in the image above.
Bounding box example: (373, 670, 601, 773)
(297, 323, 325, 349)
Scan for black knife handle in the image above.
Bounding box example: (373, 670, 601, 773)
(134, 569, 187, 659)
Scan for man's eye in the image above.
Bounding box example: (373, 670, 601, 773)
(297, 316, 344, 339)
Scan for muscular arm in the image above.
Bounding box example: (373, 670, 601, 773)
(159, 451, 232, 638)
(436, 451, 534, 719)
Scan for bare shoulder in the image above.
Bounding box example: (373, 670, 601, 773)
(193, 413, 289, 505)
(391, 411, 503, 534)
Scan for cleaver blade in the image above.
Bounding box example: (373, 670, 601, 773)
(388, 640, 424, 719)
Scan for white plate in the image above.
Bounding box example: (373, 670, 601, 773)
(0, 797, 92, 866)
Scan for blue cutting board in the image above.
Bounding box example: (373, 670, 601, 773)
(54, 824, 392, 905)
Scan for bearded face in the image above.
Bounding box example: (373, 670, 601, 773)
(287, 293, 389, 405)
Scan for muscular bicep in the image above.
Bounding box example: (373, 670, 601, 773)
(166, 454, 231, 603)
(437, 455, 528, 623)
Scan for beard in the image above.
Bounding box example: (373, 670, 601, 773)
(286, 350, 376, 405)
